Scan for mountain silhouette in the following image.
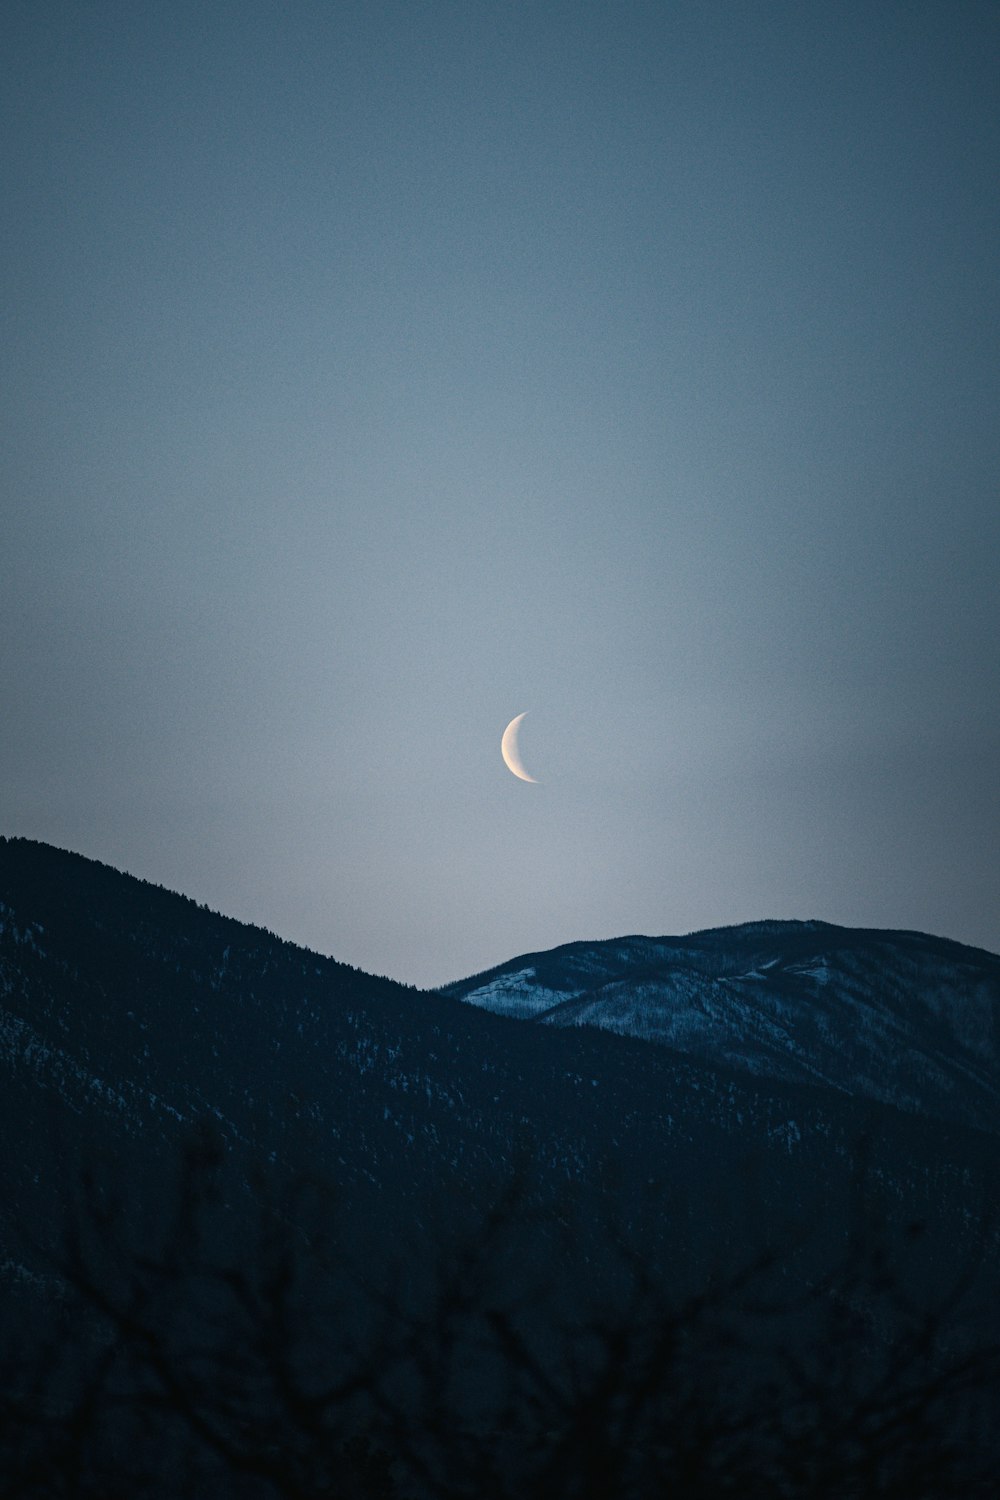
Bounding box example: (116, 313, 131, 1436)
(2, 837, 998, 1495)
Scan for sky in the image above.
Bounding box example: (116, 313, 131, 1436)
(3, 0, 998, 987)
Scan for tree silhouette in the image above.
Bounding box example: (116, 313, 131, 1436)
(2, 1130, 999, 1498)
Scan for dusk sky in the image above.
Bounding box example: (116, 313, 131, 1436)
(3, 1, 998, 987)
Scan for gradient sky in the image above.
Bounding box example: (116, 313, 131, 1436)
(3, 1, 998, 986)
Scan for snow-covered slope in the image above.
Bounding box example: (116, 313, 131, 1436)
(441, 921, 1000, 1135)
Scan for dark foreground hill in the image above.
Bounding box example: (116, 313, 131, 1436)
(1, 837, 999, 1497)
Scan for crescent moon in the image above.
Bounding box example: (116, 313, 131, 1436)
(501, 712, 539, 783)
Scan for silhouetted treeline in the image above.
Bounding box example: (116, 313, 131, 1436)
(2, 1131, 998, 1499)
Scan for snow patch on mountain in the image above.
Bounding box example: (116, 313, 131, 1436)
(457, 967, 568, 1020)
(442, 924, 1000, 1135)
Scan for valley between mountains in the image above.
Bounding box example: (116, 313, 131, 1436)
(1, 836, 998, 1495)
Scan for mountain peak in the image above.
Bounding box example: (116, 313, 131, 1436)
(441, 923, 1000, 1135)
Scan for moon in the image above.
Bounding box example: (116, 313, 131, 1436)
(501, 712, 539, 783)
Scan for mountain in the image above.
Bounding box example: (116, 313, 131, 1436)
(1, 834, 995, 1254)
(2, 837, 997, 1269)
(1, 836, 996, 1271)
(2, 838, 999, 1494)
(441, 922, 1000, 1136)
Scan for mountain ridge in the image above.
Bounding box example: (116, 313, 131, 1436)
(3, 843, 999, 1491)
(440, 921, 1000, 1137)
(2, 836, 997, 1297)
